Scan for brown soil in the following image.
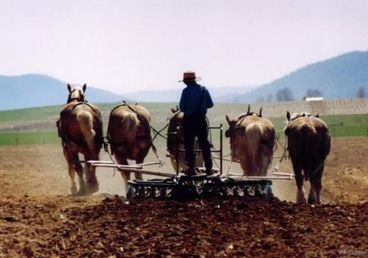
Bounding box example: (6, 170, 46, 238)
(0, 138, 367, 257)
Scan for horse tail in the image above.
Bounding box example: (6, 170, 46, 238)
(245, 122, 262, 174)
(120, 111, 139, 145)
(77, 111, 96, 150)
(300, 124, 315, 180)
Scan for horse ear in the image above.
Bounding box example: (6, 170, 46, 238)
(170, 107, 176, 113)
(247, 104, 250, 114)
(286, 111, 291, 121)
(225, 115, 231, 125)
(82, 84, 87, 92)
(67, 84, 72, 92)
(259, 107, 263, 117)
(315, 113, 319, 118)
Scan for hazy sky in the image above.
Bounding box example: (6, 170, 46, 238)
(1, 0, 368, 94)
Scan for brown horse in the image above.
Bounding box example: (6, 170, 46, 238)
(225, 105, 275, 176)
(166, 106, 204, 173)
(285, 111, 331, 204)
(57, 84, 103, 195)
(107, 103, 153, 192)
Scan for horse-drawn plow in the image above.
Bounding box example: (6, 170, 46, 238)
(87, 123, 293, 201)
(88, 160, 292, 200)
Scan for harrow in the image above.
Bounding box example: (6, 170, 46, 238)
(88, 161, 292, 201)
(126, 174, 275, 200)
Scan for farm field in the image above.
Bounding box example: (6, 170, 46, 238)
(0, 99, 368, 145)
(0, 100, 367, 256)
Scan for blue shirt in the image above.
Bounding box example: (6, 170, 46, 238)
(179, 82, 214, 116)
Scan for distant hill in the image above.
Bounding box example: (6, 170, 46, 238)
(240, 51, 368, 102)
(0, 74, 123, 110)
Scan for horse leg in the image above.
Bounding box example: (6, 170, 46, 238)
(239, 155, 249, 175)
(114, 153, 130, 194)
(308, 165, 323, 204)
(135, 156, 144, 180)
(315, 164, 324, 204)
(66, 150, 86, 195)
(308, 173, 317, 204)
(63, 148, 78, 195)
(293, 162, 306, 204)
(84, 150, 99, 195)
(119, 167, 130, 195)
(260, 154, 272, 176)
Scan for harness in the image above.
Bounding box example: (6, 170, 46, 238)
(106, 102, 160, 159)
(57, 101, 103, 148)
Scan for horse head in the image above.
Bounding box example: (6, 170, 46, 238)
(225, 115, 241, 138)
(67, 84, 87, 103)
(225, 105, 263, 138)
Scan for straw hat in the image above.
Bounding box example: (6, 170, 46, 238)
(179, 71, 201, 82)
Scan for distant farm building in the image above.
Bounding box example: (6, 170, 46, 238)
(304, 97, 324, 102)
(303, 97, 324, 113)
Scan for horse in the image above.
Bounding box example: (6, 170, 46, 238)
(225, 105, 275, 176)
(166, 106, 205, 173)
(285, 111, 331, 204)
(107, 103, 153, 192)
(57, 84, 103, 195)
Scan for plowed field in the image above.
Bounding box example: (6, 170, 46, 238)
(0, 137, 367, 257)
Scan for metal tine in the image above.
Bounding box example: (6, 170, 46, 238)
(84, 160, 114, 164)
(226, 174, 293, 181)
(88, 160, 165, 169)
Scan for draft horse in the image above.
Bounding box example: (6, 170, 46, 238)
(285, 111, 331, 204)
(166, 106, 205, 173)
(225, 105, 275, 176)
(107, 103, 153, 192)
(57, 84, 103, 195)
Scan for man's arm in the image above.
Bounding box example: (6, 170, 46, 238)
(206, 88, 214, 108)
(179, 89, 186, 111)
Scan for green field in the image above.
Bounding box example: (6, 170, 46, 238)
(0, 103, 367, 145)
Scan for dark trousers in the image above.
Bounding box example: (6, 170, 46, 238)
(183, 114, 212, 170)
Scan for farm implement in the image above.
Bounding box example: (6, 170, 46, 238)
(87, 124, 293, 201)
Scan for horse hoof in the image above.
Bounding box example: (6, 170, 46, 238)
(71, 186, 78, 196)
(308, 197, 317, 205)
(86, 182, 99, 195)
(297, 196, 307, 204)
(73, 190, 86, 196)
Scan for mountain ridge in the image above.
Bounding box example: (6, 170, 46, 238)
(239, 50, 368, 102)
(0, 74, 123, 110)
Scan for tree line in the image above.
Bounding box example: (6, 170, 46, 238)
(256, 86, 366, 102)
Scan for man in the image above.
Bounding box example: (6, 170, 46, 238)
(179, 71, 214, 175)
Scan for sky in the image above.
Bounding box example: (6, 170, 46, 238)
(1, 0, 368, 94)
